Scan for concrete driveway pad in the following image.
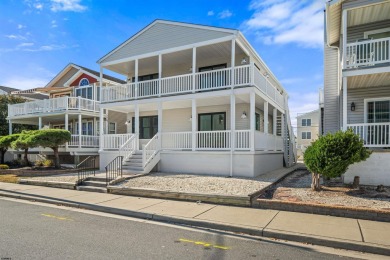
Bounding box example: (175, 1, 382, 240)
(141, 200, 216, 218)
(358, 219, 390, 246)
(97, 196, 166, 211)
(195, 205, 279, 228)
(265, 211, 362, 242)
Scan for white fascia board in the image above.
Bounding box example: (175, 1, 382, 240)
(343, 66, 390, 77)
(97, 20, 237, 64)
(63, 69, 101, 87)
(100, 35, 236, 67)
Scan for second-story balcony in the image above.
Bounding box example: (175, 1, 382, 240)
(345, 37, 390, 69)
(8, 96, 100, 118)
(101, 63, 285, 109)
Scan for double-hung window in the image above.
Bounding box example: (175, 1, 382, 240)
(367, 100, 390, 123)
(302, 132, 312, 140)
(108, 122, 116, 135)
(302, 119, 311, 126)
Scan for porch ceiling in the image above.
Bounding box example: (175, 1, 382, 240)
(348, 72, 390, 89)
(104, 41, 245, 77)
(347, 2, 390, 27)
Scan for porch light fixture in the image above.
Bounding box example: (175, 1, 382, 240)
(351, 102, 356, 111)
(189, 67, 193, 72)
(241, 57, 247, 65)
(125, 119, 131, 125)
(241, 111, 247, 119)
(189, 116, 192, 122)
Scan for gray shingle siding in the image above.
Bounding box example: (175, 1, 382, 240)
(347, 19, 390, 42)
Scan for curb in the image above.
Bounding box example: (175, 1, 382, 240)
(0, 189, 389, 256)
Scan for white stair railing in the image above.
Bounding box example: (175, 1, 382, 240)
(143, 133, 160, 167)
(119, 134, 138, 161)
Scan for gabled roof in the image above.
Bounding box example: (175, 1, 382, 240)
(44, 63, 125, 89)
(0, 85, 19, 94)
(98, 19, 238, 64)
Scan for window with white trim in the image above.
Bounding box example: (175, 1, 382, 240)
(302, 118, 311, 126)
(79, 78, 90, 86)
(108, 122, 116, 134)
(302, 131, 311, 140)
(367, 100, 390, 123)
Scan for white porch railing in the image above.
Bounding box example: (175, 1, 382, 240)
(161, 132, 192, 150)
(235, 130, 250, 150)
(8, 96, 99, 117)
(119, 134, 137, 161)
(348, 123, 390, 147)
(100, 64, 285, 108)
(143, 133, 160, 167)
(254, 131, 283, 151)
(344, 37, 390, 69)
(196, 130, 231, 150)
(101, 133, 134, 150)
(68, 135, 100, 147)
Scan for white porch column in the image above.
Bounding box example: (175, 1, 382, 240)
(192, 99, 197, 151)
(264, 101, 269, 134)
(135, 104, 139, 150)
(250, 91, 255, 152)
(192, 47, 196, 93)
(231, 39, 236, 88)
(281, 113, 285, 138)
(273, 108, 277, 135)
(65, 114, 69, 131)
(342, 77, 348, 130)
(230, 93, 236, 177)
(342, 9, 347, 68)
(78, 114, 82, 149)
(38, 117, 42, 130)
(9, 120, 12, 135)
(99, 108, 104, 150)
(92, 117, 96, 136)
(135, 59, 139, 98)
(158, 54, 162, 97)
(158, 102, 162, 148)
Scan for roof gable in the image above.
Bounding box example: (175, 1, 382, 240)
(99, 20, 236, 64)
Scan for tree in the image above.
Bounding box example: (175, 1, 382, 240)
(29, 129, 71, 169)
(11, 131, 38, 166)
(0, 134, 20, 164)
(0, 95, 37, 136)
(304, 130, 371, 191)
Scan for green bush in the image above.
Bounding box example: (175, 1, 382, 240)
(0, 164, 9, 169)
(42, 159, 54, 167)
(304, 130, 371, 191)
(35, 160, 44, 167)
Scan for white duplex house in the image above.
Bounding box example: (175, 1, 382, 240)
(98, 20, 296, 177)
(325, 0, 390, 185)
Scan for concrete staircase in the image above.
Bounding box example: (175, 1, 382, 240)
(76, 176, 107, 193)
(122, 150, 160, 174)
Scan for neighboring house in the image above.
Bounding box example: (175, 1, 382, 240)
(296, 110, 320, 158)
(97, 20, 296, 177)
(0, 86, 48, 100)
(7, 63, 126, 164)
(325, 0, 390, 185)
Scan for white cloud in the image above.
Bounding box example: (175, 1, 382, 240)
(218, 10, 232, 19)
(207, 11, 214, 16)
(17, 24, 26, 29)
(51, 20, 58, 28)
(5, 34, 27, 40)
(17, 42, 34, 47)
(1, 77, 49, 90)
(50, 0, 87, 12)
(0, 43, 76, 53)
(242, 0, 324, 48)
(288, 91, 320, 132)
(34, 2, 43, 10)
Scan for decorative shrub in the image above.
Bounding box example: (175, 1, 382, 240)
(0, 164, 10, 169)
(35, 160, 44, 167)
(42, 159, 54, 167)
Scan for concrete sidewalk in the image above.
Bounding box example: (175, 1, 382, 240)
(0, 182, 389, 256)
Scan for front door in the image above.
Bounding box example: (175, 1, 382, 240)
(198, 112, 227, 148)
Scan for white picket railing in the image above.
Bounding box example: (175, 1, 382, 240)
(138, 79, 160, 98)
(196, 130, 231, 150)
(143, 133, 160, 167)
(345, 37, 390, 69)
(119, 134, 138, 161)
(68, 135, 100, 147)
(235, 130, 251, 150)
(161, 74, 192, 94)
(254, 131, 283, 151)
(8, 96, 99, 117)
(348, 123, 390, 147)
(161, 132, 192, 150)
(195, 67, 231, 91)
(252, 66, 284, 108)
(101, 133, 134, 150)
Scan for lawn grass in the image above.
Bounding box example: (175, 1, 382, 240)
(0, 174, 20, 183)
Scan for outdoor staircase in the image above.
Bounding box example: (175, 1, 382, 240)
(122, 150, 160, 174)
(76, 176, 107, 193)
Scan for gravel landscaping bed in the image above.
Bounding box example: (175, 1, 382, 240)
(116, 172, 279, 196)
(259, 170, 390, 210)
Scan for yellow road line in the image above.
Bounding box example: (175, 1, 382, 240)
(179, 238, 230, 250)
(41, 214, 73, 221)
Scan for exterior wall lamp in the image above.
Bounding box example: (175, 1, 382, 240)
(351, 102, 355, 111)
(241, 111, 247, 119)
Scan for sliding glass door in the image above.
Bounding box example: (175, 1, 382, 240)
(198, 112, 227, 148)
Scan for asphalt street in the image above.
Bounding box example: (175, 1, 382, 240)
(0, 198, 365, 260)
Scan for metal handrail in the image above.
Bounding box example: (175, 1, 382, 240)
(77, 156, 97, 184)
(105, 156, 123, 186)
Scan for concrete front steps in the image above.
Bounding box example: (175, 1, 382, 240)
(77, 176, 107, 193)
(122, 150, 160, 174)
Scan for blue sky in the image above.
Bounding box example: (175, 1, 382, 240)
(0, 0, 324, 127)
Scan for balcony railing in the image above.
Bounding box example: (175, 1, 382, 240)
(348, 123, 390, 147)
(68, 135, 100, 147)
(101, 64, 285, 108)
(344, 37, 390, 69)
(8, 96, 100, 117)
